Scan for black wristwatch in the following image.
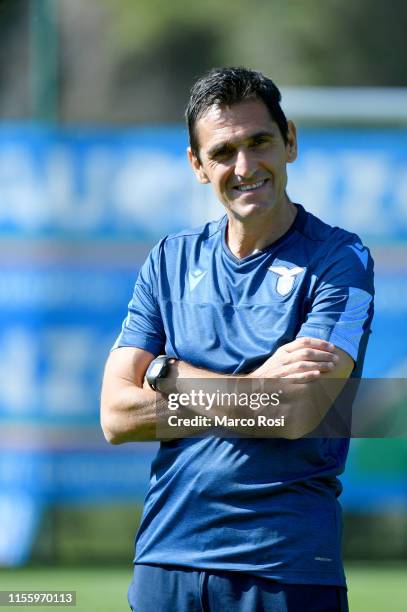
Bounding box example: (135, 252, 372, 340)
(145, 355, 174, 391)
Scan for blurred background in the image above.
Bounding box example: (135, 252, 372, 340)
(0, 0, 406, 610)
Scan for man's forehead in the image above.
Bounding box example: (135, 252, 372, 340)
(198, 99, 273, 126)
(195, 100, 278, 149)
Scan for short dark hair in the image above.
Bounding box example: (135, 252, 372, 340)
(186, 66, 289, 159)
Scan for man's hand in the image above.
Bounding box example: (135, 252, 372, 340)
(251, 337, 339, 381)
(248, 337, 354, 438)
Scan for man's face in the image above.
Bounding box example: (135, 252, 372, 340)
(188, 99, 297, 222)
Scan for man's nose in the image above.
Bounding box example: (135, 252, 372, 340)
(234, 149, 254, 177)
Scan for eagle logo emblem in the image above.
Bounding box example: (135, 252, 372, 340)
(268, 266, 305, 296)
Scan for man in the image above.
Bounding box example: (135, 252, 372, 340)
(101, 67, 374, 611)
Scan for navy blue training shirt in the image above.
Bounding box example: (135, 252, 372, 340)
(114, 203, 374, 586)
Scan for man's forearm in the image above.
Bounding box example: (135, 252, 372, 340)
(101, 354, 231, 444)
(156, 358, 346, 440)
(101, 383, 166, 443)
(103, 359, 247, 443)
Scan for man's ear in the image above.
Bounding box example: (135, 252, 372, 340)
(187, 147, 210, 184)
(286, 120, 298, 163)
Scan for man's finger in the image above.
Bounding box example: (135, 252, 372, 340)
(283, 337, 335, 353)
(288, 348, 339, 363)
(284, 360, 335, 374)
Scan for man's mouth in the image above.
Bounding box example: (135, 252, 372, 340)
(234, 179, 268, 192)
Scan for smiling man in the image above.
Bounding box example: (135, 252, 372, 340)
(101, 67, 374, 611)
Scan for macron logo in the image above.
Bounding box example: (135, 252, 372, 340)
(188, 268, 207, 291)
(347, 243, 368, 270)
(268, 266, 305, 296)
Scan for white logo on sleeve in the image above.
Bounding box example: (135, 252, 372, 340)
(268, 266, 305, 296)
(188, 268, 207, 291)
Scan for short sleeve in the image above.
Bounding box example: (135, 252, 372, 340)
(112, 241, 166, 355)
(297, 239, 374, 364)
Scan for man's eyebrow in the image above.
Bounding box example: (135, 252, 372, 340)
(206, 131, 275, 158)
(247, 130, 275, 141)
(207, 141, 234, 158)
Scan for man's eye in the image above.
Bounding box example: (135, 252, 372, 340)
(213, 148, 233, 160)
(250, 138, 269, 148)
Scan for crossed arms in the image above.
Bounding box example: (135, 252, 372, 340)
(100, 337, 353, 443)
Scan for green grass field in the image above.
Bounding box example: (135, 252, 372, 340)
(0, 564, 405, 611)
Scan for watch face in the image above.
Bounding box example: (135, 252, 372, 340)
(150, 362, 163, 377)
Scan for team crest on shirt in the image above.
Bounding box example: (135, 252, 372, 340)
(268, 265, 305, 296)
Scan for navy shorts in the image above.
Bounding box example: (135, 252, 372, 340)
(128, 564, 349, 612)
